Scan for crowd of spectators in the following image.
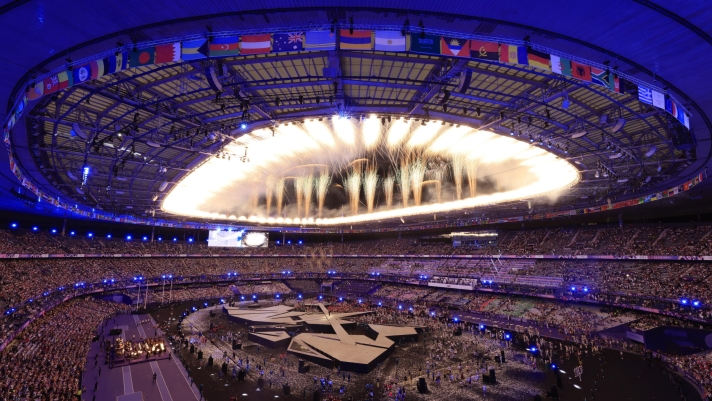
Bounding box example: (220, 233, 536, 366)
(0, 297, 130, 400)
(4, 223, 712, 257)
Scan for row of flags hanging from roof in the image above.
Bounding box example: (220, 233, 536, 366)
(22, 29, 690, 129)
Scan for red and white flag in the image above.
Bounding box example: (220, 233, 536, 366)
(155, 43, 181, 63)
(240, 34, 271, 54)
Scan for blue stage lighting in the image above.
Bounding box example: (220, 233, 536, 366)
(398, 305, 402, 310)
(276, 294, 280, 298)
(583, 287, 588, 292)
(298, 240, 303, 244)
(51, 229, 57, 233)
(358, 299, 362, 303)
(681, 299, 689, 305)
(693, 300, 701, 307)
(318, 295, 323, 300)
(505, 333, 511, 340)
(10, 223, 17, 228)
(453, 317, 458, 322)
(32, 226, 38, 231)
(339, 297, 343, 301)
(126, 235, 132, 240)
(173, 237, 177, 242)
(571, 286, 576, 291)
(241, 296, 245, 300)
(143, 236, 148, 241)
(298, 294, 302, 299)
(252, 295, 257, 299)
(88, 233, 93, 237)
(188, 238, 193, 242)
(107, 234, 112, 238)
(158, 237, 162, 241)
(240, 123, 247, 130)
(378, 302, 382, 306)
(70, 231, 75, 236)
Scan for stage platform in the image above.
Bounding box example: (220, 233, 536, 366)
(82, 313, 201, 401)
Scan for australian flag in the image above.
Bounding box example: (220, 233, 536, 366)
(273, 32, 304, 52)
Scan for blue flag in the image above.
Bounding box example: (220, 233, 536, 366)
(305, 31, 336, 50)
(273, 32, 304, 52)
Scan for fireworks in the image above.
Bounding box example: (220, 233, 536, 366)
(363, 167, 379, 213)
(294, 177, 304, 219)
(410, 159, 426, 206)
(398, 161, 410, 207)
(163, 117, 579, 225)
(302, 175, 314, 218)
(345, 170, 362, 215)
(451, 154, 465, 200)
(383, 174, 395, 208)
(274, 178, 285, 217)
(466, 160, 479, 198)
(316, 172, 331, 218)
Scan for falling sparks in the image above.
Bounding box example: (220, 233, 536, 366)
(410, 159, 426, 206)
(302, 175, 314, 218)
(451, 154, 465, 200)
(363, 167, 379, 213)
(398, 161, 410, 207)
(466, 161, 479, 198)
(265, 177, 274, 216)
(345, 170, 362, 215)
(316, 172, 331, 218)
(383, 174, 395, 208)
(274, 178, 285, 217)
(294, 177, 305, 219)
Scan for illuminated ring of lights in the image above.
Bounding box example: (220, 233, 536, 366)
(162, 115, 580, 225)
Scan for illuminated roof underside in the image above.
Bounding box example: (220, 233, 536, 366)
(163, 116, 579, 225)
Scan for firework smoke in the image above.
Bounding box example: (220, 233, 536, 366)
(265, 177, 274, 216)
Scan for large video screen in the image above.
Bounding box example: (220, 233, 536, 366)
(207, 230, 268, 248)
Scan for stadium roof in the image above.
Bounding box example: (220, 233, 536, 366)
(0, 1, 710, 231)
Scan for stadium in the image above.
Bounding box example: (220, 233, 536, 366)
(0, 1, 711, 400)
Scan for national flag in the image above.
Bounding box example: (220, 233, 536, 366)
(155, 42, 181, 63)
(72, 64, 93, 85)
(469, 40, 498, 60)
(27, 82, 43, 100)
(105, 52, 128, 74)
(340, 30, 373, 50)
(129, 47, 155, 68)
(499, 44, 527, 65)
(273, 32, 304, 52)
(591, 67, 610, 89)
(571, 61, 591, 82)
(240, 34, 272, 54)
(410, 33, 440, 54)
(57, 71, 71, 89)
(609, 72, 620, 93)
(43, 75, 60, 95)
(305, 31, 336, 50)
(440, 36, 470, 57)
(527, 48, 550, 70)
(90, 59, 105, 79)
(652, 90, 665, 109)
(550, 55, 571, 76)
(618, 77, 635, 94)
(638, 86, 653, 105)
(374, 31, 405, 51)
(209, 36, 240, 57)
(665, 96, 680, 120)
(181, 39, 209, 60)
